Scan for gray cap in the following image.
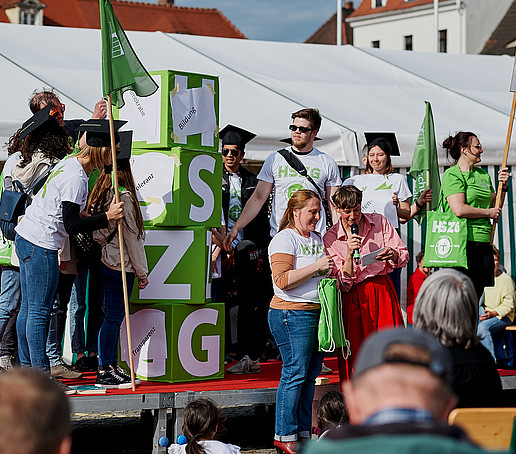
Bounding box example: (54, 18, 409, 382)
(354, 328, 453, 385)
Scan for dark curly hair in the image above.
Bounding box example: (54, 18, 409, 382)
(15, 119, 70, 168)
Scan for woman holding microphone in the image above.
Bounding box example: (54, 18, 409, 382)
(268, 189, 333, 454)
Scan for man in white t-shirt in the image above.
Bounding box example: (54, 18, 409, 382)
(223, 108, 342, 248)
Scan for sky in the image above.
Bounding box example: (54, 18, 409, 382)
(144, 0, 345, 42)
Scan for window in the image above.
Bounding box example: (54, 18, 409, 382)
(404, 35, 413, 51)
(439, 29, 447, 53)
(20, 11, 35, 25)
(372, 40, 380, 48)
(372, 0, 386, 8)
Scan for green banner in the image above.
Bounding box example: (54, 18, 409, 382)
(409, 101, 441, 225)
(99, 0, 157, 108)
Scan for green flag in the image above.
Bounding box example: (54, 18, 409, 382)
(99, 0, 158, 108)
(408, 101, 441, 225)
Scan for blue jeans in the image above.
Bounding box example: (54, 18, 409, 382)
(478, 314, 512, 360)
(15, 234, 59, 372)
(268, 308, 323, 441)
(0, 267, 21, 341)
(98, 263, 135, 369)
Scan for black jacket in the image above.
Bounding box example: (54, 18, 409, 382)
(222, 165, 270, 251)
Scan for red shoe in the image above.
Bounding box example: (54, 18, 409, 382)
(274, 439, 297, 454)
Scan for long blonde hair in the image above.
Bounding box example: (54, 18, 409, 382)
(278, 189, 320, 232)
(75, 145, 112, 173)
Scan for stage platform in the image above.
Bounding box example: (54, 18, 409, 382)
(66, 357, 516, 454)
(67, 357, 341, 454)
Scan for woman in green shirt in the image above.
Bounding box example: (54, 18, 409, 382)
(441, 131, 509, 300)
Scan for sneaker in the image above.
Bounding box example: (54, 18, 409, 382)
(75, 355, 97, 372)
(0, 355, 13, 371)
(51, 362, 83, 379)
(113, 364, 141, 385)
(320, 363, 332, 375)
(53, 378, 77, 395)
(95, 366, 132, 389)
(226, 355, 260, 375)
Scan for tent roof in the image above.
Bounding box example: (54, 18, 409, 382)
(1, 22, 515, 167)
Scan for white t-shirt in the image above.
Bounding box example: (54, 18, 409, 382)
(15, 156, 88, 250)
(258, 147, 342, 236)
(2, 152, 21, 190)
(168, 440, 240, 454)
(228, 172, 243, 247)
(268, 228, 326, 303)
(343, 173, 411, 228)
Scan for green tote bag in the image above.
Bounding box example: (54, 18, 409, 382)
(423, 192, 468, 268)
(317, 277, 350, 357)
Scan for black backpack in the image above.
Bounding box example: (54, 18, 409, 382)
(0, 165, 55, 241)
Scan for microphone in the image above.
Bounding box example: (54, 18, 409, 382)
(351, 223, 360, 265)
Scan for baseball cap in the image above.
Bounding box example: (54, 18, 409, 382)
(353, 327, 453, 385)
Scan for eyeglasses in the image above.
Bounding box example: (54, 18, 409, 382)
(471, 144, 482, 150)
(289, 125, 313, 133)
(222, 148, 241, 157)
(49, 103, 65, 118)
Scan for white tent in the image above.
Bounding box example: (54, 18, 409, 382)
(1, 22, 516, 167)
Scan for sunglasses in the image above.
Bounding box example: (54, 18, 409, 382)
(222, 148, 241, 157)
(49, 103, 65, 118)
(289, 124, 313, 133)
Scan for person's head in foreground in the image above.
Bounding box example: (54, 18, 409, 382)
(343, 327, 457, 425)
(413, 269, 479, 350)
(0, 368, 71, 454)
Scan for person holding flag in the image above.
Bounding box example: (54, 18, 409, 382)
(439, 132, 509, 300)
(99, 0, 157, 388)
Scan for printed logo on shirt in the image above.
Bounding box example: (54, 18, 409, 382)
(229, 204, 241, 223)
(375, 182, 393, 191)
(287, 183, 306, 199)
(277, 165, 321, 180)
(300, 244, 325, 256)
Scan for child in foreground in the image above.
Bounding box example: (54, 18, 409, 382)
(168, 399, 240, 454)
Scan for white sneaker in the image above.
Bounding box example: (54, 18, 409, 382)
(226, 355, 260, 375)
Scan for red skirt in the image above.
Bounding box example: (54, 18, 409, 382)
(337, 274, 404, 383)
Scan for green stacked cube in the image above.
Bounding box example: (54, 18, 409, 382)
(115, 70, 225, 383)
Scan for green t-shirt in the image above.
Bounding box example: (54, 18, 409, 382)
(441, 164, 494, 242)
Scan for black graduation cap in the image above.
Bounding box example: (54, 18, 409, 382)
(75, 119, 127, 147)
(364, 132, 400, 156)
(117, 130, 132, 164)
(279, 137, 322, 144)
(219, 124, 256, 152)
(19, 104, 60, 140)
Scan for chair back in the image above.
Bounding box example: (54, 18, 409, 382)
(448, 407, 516, 450)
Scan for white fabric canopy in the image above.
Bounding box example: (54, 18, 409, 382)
(1, 22, 515, 167)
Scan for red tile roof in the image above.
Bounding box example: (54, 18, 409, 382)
(0, 8, 8, 23)
(349, 0, 449, 19)
(1, 0, 246, 38)
(305, 5, 354, 45)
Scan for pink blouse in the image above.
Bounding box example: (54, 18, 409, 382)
(323, 212, 409, 292)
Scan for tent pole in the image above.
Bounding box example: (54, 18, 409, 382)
(337, 0, 342, 46)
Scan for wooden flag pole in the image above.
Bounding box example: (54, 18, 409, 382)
(491, 92, 516, 244)
(107, 94, 136, 391)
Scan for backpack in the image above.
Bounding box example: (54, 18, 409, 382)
(0, 165, 55, 241)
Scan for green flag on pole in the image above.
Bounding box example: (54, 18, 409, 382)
(99, 0, 158, 108)
(408, 101, 441, 225)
